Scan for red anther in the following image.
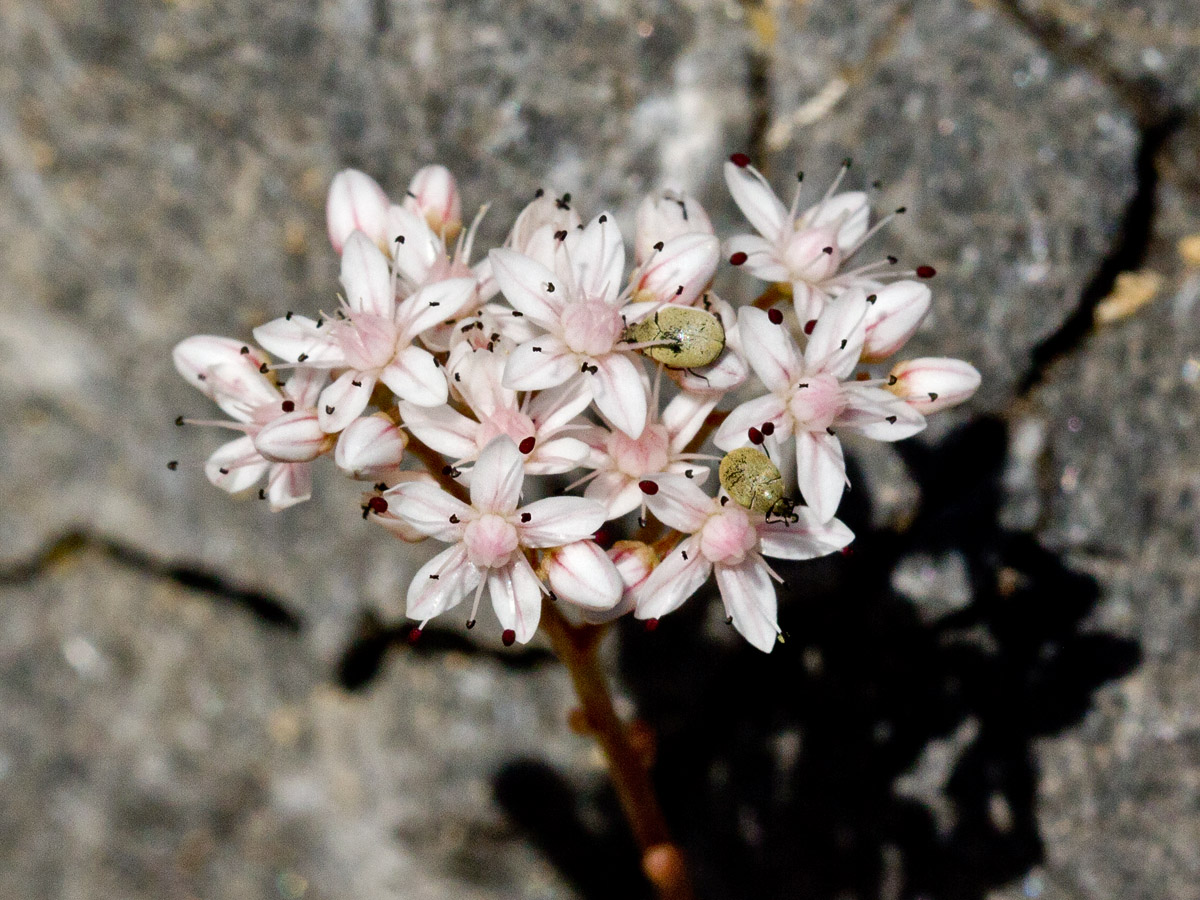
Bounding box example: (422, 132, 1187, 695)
(407, 627, 422, 644)
(367, 496, 389, 514)
(729, 152, 752, 168)
(644, 618, 659, 632)
(729, 251, 748, 266)
(638, 480, 659, 495)
(840, 546, 855, 556)
(916, 265, 937, 278)
(518, 436, 536, 454)
(281, 400, 296, 413)
(804, 319, 817, 335)
(761, 421, 775, 436)
(855, 372, 871, 381)
(748, 427, 764, 445)
(768, 308, 784, 324)
(502, 629, 516, 647)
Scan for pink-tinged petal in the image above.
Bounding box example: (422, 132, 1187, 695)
(386, 204, 440, 284)
(584, 473, 642, 520)
(340, 231, 394, 318)
(726, 234, 790, 282)
(317, 370, 374, 433)
(633, 232, 718, 306)
(396, 400, 478, 459)
(799, 191, 870, 250)
(590, 353, 649, 439)
(254, 409, 332, 462)
(449, 342, 515, 416)
(642, 472, 711, 533)
(471, 436, 525, 513)
(837, 384, 926, 441)
(488, 557, 544, 643)
(252, 316, 343, 368)
(724, 160, 789, 243)
(572, 212, 626, 304)
(517, 496, 607, 547)
(759, 510, 854, 560)
(508, 193, 582, 258)
(503, 337, 578, 392)
(527, 375, 593, 433)
(663, 393, 717, 453)
(386, 481, 472, 541)
(282, 367, 329, 409)
(173, 336, 270, 395)
(525, 437, 591, 475)
(714, 560, 778, 653)
(632, 536, 711, 620)
(671, 341, 749, 395)
(713, 394, 790, 451)
(887, 357, 981, 414)
(407, 544, 481, 622)
(792, 281, 832, 322)
(804, 289, 869, 379)
(544, 540, 623, 610)
(380, 346, 448, 407)
(610, 540, 658, 591)
(489, 248, 567, 327)
(174, 337, 280, 421)
(635, 188, 715, 264)
(737, 306, 804, 392)
(404, 164, 461, 235)
(334, 414, 408, 479)
(205, 436, 269, 493)
(861, 281, 932, 361)
(266, 462, 312, 511)
(795, 430, 846, 522)
(397, 277, 477, 338)
(327, 169, 389, 252)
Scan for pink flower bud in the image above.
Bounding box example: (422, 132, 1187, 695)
(327, 169, 390, 253)
(404, 164, 462, 240)
(861, 281, 932, 362)
(334, 414, 408, 479)
(544, 540, 624, 610)
(608, 540, 658, 591)
(634, 189, 714, 265)
(253, 409, 333, 462)
(633, 232, 719, 306)
(887, 357, 981, 413)
(507, 192, 581, 269)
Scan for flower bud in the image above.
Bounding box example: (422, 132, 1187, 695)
(173, 336, 279, 419)
(334, 414, 408, 479)
(886, 357, 981, 413)
(405, 164, 462, 242)
(507, 192, 581, 270)
(327, 169, 390, 252)
(861, 281, 931, 362)
(544, 540, 624, 610)
(634, 189, 714, 265)
(632, 232, 719, 307)
(253, 409, 334, 462)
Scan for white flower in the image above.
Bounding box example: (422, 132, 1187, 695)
(886, 357, 981, 413)
(633, 187, 715, 266)
(714, 294, 926, 522)
(724, 155, 932, 321)
(384, 436, 611, 643)
(632, 472, 853, 652)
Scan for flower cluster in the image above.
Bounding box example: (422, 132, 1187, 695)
(173, 157, 980, 652)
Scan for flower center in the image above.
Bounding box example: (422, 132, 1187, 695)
(476, 408, 537, 452)
(337, 312, 400, 371)
(783, 226, 842, 282)
(560, 298, 624, 358)
(788, 374, 844, 432)
(699, 506, 758, 566)
(463, 513, 520, 569)
(607, 424, 670, 478)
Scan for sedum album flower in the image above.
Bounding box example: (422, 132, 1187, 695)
(384, 436, 614, 644)
(632, 472, 854, 652)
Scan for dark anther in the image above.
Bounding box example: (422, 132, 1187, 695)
(887, 255, 899, 265)
(454, 372, 461, 381)
(748, 427, 764, 445)
(653, 241, 664, 251)
(197, 373, 207, 381)
(797, 171, 804, 182)
(886, 416, 897, 424)
(839, 339, 848, 349)
(532, 346, 542, 353)
(352, 380, 362, 387)
(218, 467, 229, 474)
(259, 363, 270, 373)
(297, 353, 309, 362)
(761, 422, 775, 436)
(546, 283, 555, 292)
(521, 512, 532, 523)
(466, 618, 477, 629)
(804, 319, 816, 335)
(429, 301, 440, 307)
(512, 310, 523, 316)
(872, 179, 883, 189)
(429, 574, 439, 580)
(895, 206, 907, 214)
(395, 235, 406, 244)
(888, 375, 898, 385)
(867, 293, 877, 303)
(240, 346, 250, 354)
(258, 488, 266, 500)
(166, 460, 179, 470)
(599, 214, 608, 223)
(407, 627, 422, 644)
(842, 157, 853, 168)
(768, 308, 784, 325)
(535, 188, 545, 198)
(681, 550, 689, 560)
(645, 618, 659, 632)
(929, 392, 939, 401)
(285, 311, 293, 320)
(315, 317, 324, 328)
(638, 480, 659, 495)
(554, 229, 568, 241)
(799, 382, 809, 388)
(916, 265, 937, 278)
(461, 323, 474, 333)
(730, 251, 748, 266)
(638, 516, 647, 527)
(375, 482, 388, 491)
(822, 246, 834, 254)
(720, 496, 729, 506)
(325, 405, 335, 414)
(175, 415, 185, 426)
(826, 427, 836, 436)
(502, 629, 516, 646)
(449, 514, 459, 523)
(685, 469, 694, 478)
(281, 400, 296, 413)
(519, 436, 536, 454)
(486, 342, 494, 352)
(368, 496, 388, 514)
(729, 152, 751, 168)
(675, 285, 684, 295)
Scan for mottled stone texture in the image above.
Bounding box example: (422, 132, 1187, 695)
(0, 0, 1197, 896)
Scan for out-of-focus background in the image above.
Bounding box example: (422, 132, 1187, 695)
(2, 0, 1199, 897)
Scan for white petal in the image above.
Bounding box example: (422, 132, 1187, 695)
(727, 234, 790, 281)
(632, 536, 711, 620)
(327, 169, 390, 252)
(380, 346, 448, 407)
(633, 232, 718, 306)
(397, 277, 477, 338)
(792, 282, 832, 323)
(173, 336, 270, 395)
(804, 289, 869, 379)
(334, 414, 408, 479)
(715, 560, 778, 653)
(887, 357, 982, 414)
(795, 430, 846, 522)
(254, 409, 331, 462)
(713, 394, 790, 451)
(837, 384, 926, 441)
(266, 462, 312, 511)
(590, 353, 649, 439)
(759, 511, 854, 560)
(799, 191, 870, 251)
(663, 393, 717, 453)
(526, 375, 593, 433)
(341, 231, 395, 318)
(503, 337, 578, 391)
(282, 367, 329, 409)
(546, 541, 624, 610)
(517, 496, 606, 547)
(205, 435, 270, 493)
(386, 204, 440, 284)
(572, 212, 626, 304)
(407, 544, 481, 622)
(671, 342, 749, 394)
(861, 281, 931, 361)
(737, 306, 804, 392)
(489, 248, 567, 327)
(317, 370, 374, 433)
(251, 316, 343, 368)
(724, 160, 789, 243)
(405, 164, 461, 233)
(387, 481, 472, 541)
(584, 473, 642, 520)
(642, 472, 711, 533)
(634, 188, 714, 264)
(470, 436, 525, 513)
(488, 557, 544, 643)
(397, 400, 479, 459)
(525, 437, 591, 475)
